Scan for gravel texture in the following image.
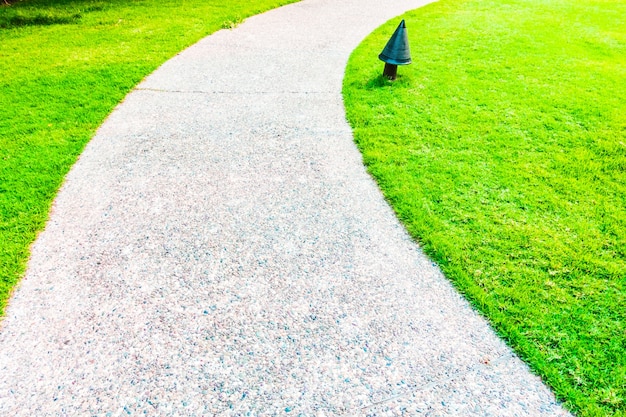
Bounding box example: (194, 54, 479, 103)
(0, 0, 573, 415)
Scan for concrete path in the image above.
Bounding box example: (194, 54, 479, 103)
(0, 0, 572, 415)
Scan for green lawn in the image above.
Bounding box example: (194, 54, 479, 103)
(343, 0, 625, 415)
(0, 0, 297, 315)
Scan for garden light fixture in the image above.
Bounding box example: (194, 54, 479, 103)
(378, 19, 412, 80)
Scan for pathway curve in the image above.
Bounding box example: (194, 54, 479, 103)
(0, 0, 572, 415)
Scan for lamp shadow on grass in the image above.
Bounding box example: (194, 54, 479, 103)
(363, 70, 414, 90)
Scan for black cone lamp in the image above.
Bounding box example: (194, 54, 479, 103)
(378, 20, 412, 80)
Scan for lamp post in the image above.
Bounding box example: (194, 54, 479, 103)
(378, 20, 412, 80)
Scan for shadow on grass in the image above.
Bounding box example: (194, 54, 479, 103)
(0, 0, 106, 28)
(0, 11, 81, 27)
(363, 72, 414, 90)
(2, 0, 108, 6)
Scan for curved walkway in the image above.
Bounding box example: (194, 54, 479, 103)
(0, 0, 572, 415)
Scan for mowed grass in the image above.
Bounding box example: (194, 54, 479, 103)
(343, 0, 625, 415)
(0, 0, 297, 315)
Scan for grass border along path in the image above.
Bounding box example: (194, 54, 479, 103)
(0, 0, 298, 316)
(343, 0, 625, 416)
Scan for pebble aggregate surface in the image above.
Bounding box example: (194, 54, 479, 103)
(0, 0, 573, 416)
